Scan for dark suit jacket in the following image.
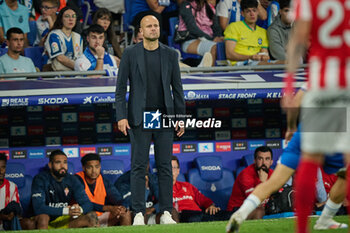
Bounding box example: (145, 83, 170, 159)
(115, 42, 185, 127)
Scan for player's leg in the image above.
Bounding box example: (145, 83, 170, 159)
(226, 164, 294, 233)
(69, 211, 98, 228)
(106, 209, 132, 226)
(295, 152, 323, 233)
(314, 175, 347, 230)
(35, 214, 50, 229)
(240, 164, 294, 218)
(118, 210, 132, 225)
(345, 153, 350, 228)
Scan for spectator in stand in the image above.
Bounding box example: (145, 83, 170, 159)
(0, 0, 30, 47)
(0, 153, 22, 231)
(76, 153, 132, 226)
(172, 156, 222, 222)
(44, 6, 83, 71)
(92, 8, 122, 59)
(18, 0, 36, 21)
(32, 0, 69, 21)
(226, 146, 273, 219)
(132, 24, 193, 67)
(132, 24, 143, 44)
(75, 24, 119, 77)
(267, 0, 292, 60)
(178, 0, 223, 67)
(34, 0, 59, 46)
(0, 27, 36, 79)
(130, 0, 184, 41)
(224, 0, 283, 66)
(216, 0, 267, 31)
(30, 150, 97, 229)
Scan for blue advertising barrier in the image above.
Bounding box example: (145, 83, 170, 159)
(0, 70, 306, 106)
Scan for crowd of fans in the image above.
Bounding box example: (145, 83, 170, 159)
(0, 0, 298, 77)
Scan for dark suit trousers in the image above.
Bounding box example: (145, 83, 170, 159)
(129, 126, 174, 214)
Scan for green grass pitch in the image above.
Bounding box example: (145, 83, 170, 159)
(13, 216, 349, 233)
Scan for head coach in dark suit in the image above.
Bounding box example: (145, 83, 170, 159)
(115, 15, 185, 225)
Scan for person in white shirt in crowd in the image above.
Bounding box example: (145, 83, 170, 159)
(34, 0, 59, 46)
(75, 24, 118, 77)
(44, 6, 82, 71)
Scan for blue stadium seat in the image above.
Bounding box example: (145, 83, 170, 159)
(216, 41, 226, 65)
(188, 156, 235, 210)
(267, 1, 280, 27)
(235, 165, 246, 178)
(0, 48, 7, 56)
(177, 173, 186, 182)
(5, 162, 33, 217)
(67, 161, 75, 175)
(28, 21, 37, 46)
(24, 46, 44, 71)
(243, 154, 254, 166)
(149, 157, 157, 174)
(101, 159, 125, 184)
(81, 0, 98, 29)
(123, 0, 134, 31)
(168, 17, 201, 61)
(121, 0, 136, 47)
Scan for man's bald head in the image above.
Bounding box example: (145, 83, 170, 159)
(140, 15, 159, 28)
(140, 15, 160, 42)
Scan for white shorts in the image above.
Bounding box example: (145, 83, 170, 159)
(181, 38, 216, 56)
(301, 90, 350, 154)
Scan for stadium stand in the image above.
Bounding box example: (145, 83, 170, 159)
(122, 0, 135, 47)
(267, 1, 280, 27)
(177, 173, 186, 182)
(81, 0, 99, 29)
(168, 17, 201, 62)
(68, 161, 75, 174)
(24, 46, 45, 71)
(242, 153, 255, 166)
(0, 47, 7, 56)
(149, 157, 158, 174)
(188, 156, 235, 210)
(235, 165, 246, 178)
(28, 21, 38, 47)
(101, 159, 125, 184)
(5, 162, 33, 217)
(216, 41, 226, 65)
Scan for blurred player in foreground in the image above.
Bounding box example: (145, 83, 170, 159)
(227, 87, 348, 232)
(281, 0, 350, 232)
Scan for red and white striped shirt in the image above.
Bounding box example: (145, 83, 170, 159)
(293, 0, 350, 90)
(0, 179, 19, 211)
